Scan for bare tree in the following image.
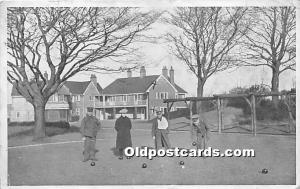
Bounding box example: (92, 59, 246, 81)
(240, 7, 296, 105)
(7, 7, 160, 140)
(164, 7, 248, 100)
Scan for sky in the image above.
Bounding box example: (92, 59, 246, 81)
(6, 7, 296, 103)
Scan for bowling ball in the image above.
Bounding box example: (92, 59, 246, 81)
(118, 156, 123, 160)
(142, 163, 147, 168)
(90, 162, 95, 166)
(192, 142, 197, 146)
(179, 161, 184, 165)
(262, 168, 268, 174)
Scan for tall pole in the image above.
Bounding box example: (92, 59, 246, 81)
(217, 98, 222, 133)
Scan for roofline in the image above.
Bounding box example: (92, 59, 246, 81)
(146, 74, 178, 93)
(102, 92, 146, 96)
(83, 81, 101, 96)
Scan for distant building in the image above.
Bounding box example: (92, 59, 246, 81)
(10, 74, 102, 122)
(9, 66, 188, 122)
(100, 66, 188, 120)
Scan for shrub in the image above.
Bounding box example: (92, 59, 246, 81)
(9, 121, 70, 129)
(70, 115, 80, 122)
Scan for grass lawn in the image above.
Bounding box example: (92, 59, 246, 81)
(7, 117, 296, 185)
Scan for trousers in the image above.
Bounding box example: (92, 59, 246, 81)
(83, 137, 97, 161)
(154, 129, 171, 149)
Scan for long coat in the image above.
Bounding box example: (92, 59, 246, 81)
(115, 116, 132, 150)
(152, 116, 171, 149)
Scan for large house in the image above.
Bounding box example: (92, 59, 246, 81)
(100, 66, 188, 120)
(10, 74, 103, 122)
(9, 66, 188, 122)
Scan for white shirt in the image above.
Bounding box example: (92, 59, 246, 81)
(157, 116, 168, 129)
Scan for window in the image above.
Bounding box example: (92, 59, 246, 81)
(155, 92, 159, 99)
(122, 95, 127, 102)
(58, 95, 64, 102)
(177, 94, 185, 99)
(75, 95, 80, 101)
(76, 108, 80, 115)
(16, 112, 20, 118)
(89, 96, 94, 101)
(158, 92, 168, 99)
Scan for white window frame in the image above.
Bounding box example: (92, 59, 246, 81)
(58, 95, 65, 102)
(76, 108, 80, 115)
(89, 96, 94, 101)
(155, 92, 159, 99)
(75, 95, 80, 102)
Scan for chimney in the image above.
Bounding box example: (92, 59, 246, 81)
(90, 74, 97, 85)
(169, 66, 174, 85)
(162, 66, 168, 78)
(127, 69, 132, 78)
(140, 66, 146, 78)
(43, 71, 48, 81)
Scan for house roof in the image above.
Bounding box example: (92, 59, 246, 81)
(64, 81, 102, 95)
(12, 80, 103, 96)
(103, 75, 160, 95)
(103, 75, 187, 95)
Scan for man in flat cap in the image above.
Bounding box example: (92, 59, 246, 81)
(192, 114, 210, 150)
(80, 107, 101, 162)
(115, 108, 132, 158)
(152, 108, 171, 149)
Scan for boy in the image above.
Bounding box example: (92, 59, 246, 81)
(80, 107, 101, 162)
(192, 114, 210, 150)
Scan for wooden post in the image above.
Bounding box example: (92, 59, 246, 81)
(217, 98, 222, 133)
(252, 95, 257, 136)
(221, 99, 224, 130)
(167, 102, 170, 121)
(190, 101, 193, 140)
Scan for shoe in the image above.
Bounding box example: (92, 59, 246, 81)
(82, 158, 89, 162)
(90, 158, 98, 161)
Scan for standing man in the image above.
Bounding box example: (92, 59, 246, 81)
(152, 109, 171, 149)
(115, 108, 132, 158)
(80, 107, 101, 162)
(192, 114, 210, 150)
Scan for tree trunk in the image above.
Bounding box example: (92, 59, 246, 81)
(271, 67, 280, 107)
(197, 78, 205, 113)
(33, 102, 46, 140)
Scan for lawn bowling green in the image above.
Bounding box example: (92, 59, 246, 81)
(8, 119, 295, 185)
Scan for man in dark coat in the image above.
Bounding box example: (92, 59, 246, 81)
(80, 107, 101, 162)
(152, 109, 171, 149)
(115, 108, 132, 158)
(192, 114, 210, 150)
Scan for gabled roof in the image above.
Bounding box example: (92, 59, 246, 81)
(103, 75, 160, 95)
(64, 81, 91, 94)
(12, 80, 103, 96)
(103, 74, 188, 95)
(174, 84, 187, 93)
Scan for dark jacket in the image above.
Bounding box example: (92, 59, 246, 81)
(80, 115, 101, 138)
(115, 116, 132, 150)
(152, 116, 169, 137)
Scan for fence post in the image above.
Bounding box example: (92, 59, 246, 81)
(252, 95, 257, 136)
(217, 98, 222, 133)
(190, 101, 193, 140)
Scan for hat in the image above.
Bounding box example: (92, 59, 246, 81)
(87, 107, 93, 112)
(153, 107, 162, 112)
(119, 108, 128, 114)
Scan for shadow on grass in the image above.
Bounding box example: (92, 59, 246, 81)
(8, 126, 80, 139)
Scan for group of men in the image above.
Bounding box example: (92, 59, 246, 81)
(80, 107, 209, 162)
